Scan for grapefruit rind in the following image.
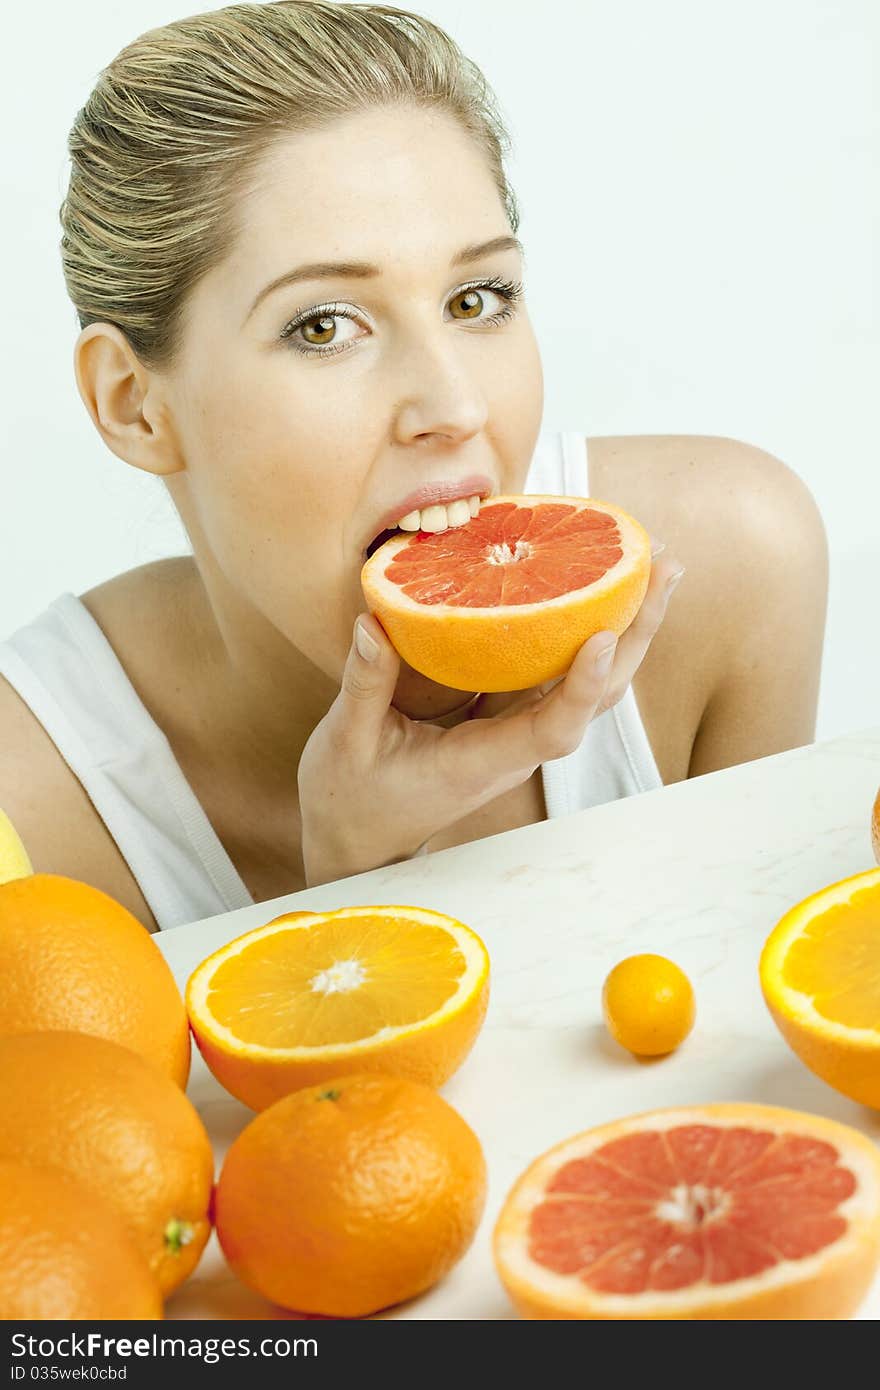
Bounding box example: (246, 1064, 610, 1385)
(361, 495, 652, 693)
(759, 868, 880, 1108)
(493, 1103, 880, 1320)
(185, 906, 491, 1106)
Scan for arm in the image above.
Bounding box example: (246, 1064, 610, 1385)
(0, 675, 160, 931)
(686, 442, 829, 776)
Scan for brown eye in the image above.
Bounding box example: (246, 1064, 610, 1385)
(449, 289, 484, 320)
(301, 315, 337, 346)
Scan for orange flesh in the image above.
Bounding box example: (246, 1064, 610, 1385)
(782, 881, 880, 1030)
(384, 502, 623, 607)
(529, 1125, 855, 1294)
(204, 916, 466, 1047)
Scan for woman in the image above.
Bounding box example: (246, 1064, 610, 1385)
(0, 1, 827, 933)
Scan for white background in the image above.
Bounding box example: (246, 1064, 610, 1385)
(1, 0, 877, 740)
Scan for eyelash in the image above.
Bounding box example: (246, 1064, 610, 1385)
(278, 276, 525, 358)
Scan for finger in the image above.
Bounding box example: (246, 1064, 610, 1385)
(453, 629, 620, 782)
(490, 671, 566, 722)
(597, 553, 686, 710)
(487, 538, 678, 724)
(334, 613, 401, 746)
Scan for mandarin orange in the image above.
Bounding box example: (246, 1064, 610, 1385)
(602, 953, 696, 1056)
(215, 1073, 487, 1317)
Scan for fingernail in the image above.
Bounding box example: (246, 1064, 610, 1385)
(355, 620, 379, 662)
(666, 568, 686, 594)
(595, 639, 617, 675)
(650, 536, 666, 557)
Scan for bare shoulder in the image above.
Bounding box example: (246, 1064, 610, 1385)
(0, 673, 160, 931)
(586, 431, 824, 549)
(586, 433, 828, 781)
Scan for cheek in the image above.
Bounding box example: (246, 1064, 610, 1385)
(494, 330, 544, 476)
(180, 369, 364, 663)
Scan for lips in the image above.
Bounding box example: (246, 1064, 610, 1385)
(360, 473, 495, 559)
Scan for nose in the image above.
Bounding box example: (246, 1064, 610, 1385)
(390, 319, 490, 446)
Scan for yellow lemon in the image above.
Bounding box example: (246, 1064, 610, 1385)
(0, 809, 32, 886)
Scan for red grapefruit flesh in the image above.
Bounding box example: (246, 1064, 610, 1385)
(493, 1103, 880, 1319)
(360, 495, 651, 692)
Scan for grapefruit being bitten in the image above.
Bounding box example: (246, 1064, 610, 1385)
(361, 495, 651, 692)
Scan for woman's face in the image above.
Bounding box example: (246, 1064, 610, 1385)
(164, 103, 544, 712)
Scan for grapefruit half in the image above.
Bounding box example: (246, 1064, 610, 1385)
(493, 1103, 880, 1319)
(360, 495, 651, 692)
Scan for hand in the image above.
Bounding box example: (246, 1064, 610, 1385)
(298, 540, 685, 885)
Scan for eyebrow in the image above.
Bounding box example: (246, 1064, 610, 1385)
(246, 234, 525, 320)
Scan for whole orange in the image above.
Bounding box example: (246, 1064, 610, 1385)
(0, 1031, 214, 1296)
(872, 788, 880, 864)
(602, 953, 696, 1056)
(0, 1160, 163, 1320)
(0, 873, 189, 1086)
(215, 1073, 487, 1318)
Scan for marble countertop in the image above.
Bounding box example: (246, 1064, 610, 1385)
(155, 725, 880, 1321)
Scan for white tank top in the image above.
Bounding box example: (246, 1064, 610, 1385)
(0, 431, 662, 930)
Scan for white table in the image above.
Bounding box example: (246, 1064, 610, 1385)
(155, 726, 880, 1320)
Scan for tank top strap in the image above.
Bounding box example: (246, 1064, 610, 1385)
(0, 594, 253, 930)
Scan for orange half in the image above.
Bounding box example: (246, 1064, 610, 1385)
(361, 494, 651, 692)
(760, 867, 880, 1108)
(186, 906, 490, 1111)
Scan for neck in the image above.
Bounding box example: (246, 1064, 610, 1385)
(152, 557, 484, 782)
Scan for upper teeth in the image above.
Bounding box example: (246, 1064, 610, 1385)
(396, 494, 481, 533)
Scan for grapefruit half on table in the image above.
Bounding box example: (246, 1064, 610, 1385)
(360, 495, 652, 692)
(493, 1103, 880, 1319)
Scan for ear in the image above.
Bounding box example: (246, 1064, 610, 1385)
(73, 322, 184, 477)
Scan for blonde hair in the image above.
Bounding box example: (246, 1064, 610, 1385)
(60, 0, 520, 370)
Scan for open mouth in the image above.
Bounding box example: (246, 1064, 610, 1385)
(361, 492, 491, 564)
(364, 527, 401, 562)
